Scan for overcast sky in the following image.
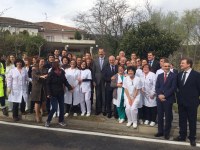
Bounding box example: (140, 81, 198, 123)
(0, 0, 200, 27)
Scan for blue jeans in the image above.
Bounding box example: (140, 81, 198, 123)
(47, 94, 64, 123)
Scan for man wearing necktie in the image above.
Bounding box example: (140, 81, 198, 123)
(155, 61, 177, 140)
(147, 51, 160, 73)
(175, 58, 200, 147)
(92, 48, 109, 115)
(103, 56, 118, 118)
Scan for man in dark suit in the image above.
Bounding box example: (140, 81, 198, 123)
(103, 56, 118, 118)
(147, 51, 160, 73)
(155, 61, 177, 140)
(93, 48, 109, 115)
(174, 58, 200, 147)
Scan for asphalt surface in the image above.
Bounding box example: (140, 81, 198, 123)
(0, 124, 198, 150)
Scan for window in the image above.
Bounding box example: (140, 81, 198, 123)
(46, 36, 54, 42)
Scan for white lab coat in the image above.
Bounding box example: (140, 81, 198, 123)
(135, 68, 143, 78)
(155, 68, 164, 80)
(123, 76, 142, 109)
(141, 72, 157, 107)
(5, 64, 15, 78)
(80, 69, 92, 93)
(113, 74, 125, 107)
(64, 68, 82, 105)
(7, 67, 29, 103)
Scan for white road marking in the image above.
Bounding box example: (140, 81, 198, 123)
(0, 121, 199, 147)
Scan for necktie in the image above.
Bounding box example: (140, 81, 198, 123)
(112, 65, 115, 75)
(149, 61, 152, 66)
(100, 58, 103, 70)
(164, 73, 167, 83)
(181, 71, 187, 86)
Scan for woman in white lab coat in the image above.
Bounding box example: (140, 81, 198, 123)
(79, 61, 92, 117)
(123, 66, 142, 129)
(141, 64, 157, 126)
(5, 54, 16, 111)
(7, 59, 29, 121)
(111, 65, 126, 123)
(64, 60, 82, 117)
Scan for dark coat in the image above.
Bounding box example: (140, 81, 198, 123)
(156, 72, 177, 103)
(46, 69, 72, 97)
(102, 65, 118, 91)
(177, 70, 200, 107)
(31, 67, 48, 102)
(150, 60, 160, 73)
(92, 57, 109, 85)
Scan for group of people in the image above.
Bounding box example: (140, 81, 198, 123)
(0, 48, 199, 147)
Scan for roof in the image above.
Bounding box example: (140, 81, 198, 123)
(35, 22, 81, 32)
(0, 17, 39, 29)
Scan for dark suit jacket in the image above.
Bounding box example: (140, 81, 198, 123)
(150, 60, 160, 73)
(172, 69, 178, 75)
(92, 57, 109, 85)
(177, 70, 200, 107)
(102, 65, 118, 91)
(156, 72, 177, 103)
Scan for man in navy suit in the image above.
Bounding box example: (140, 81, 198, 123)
(174, 58, 200, 147)
(103, 56, 118, 118)
(147, 51, 160, 73)
(155, 61, 177, 140)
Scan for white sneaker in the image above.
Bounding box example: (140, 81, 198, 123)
(73, 113, 78, 117)
(64, 113, 69, 117)
(86, 113, 91, 117)
(133, 123, 138, 129)
(126, 122, 132, 127)
(149, 121, 156, 127)
(139, 119, 143, 125)
(81, 113, 85, 116)
(144, 120, 149, 125)
(119, 119, 125, 124)
(53, 113, 57, 118)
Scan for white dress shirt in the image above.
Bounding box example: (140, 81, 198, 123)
(182, 68, 192, 84)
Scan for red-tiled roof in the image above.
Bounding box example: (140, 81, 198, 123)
(35, 22, 80, 32)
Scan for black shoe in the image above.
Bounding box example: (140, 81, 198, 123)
(103, 112, 107, 116)
(154, 133, 164, 137)
(95, 112, 101, 115)
(190, 140, 196, 147)
(174, 136, 186, 141)
(13, 117, 20, 122)
(164, 134, 170, 140)
(107, 114, 112, 118)
(2, 107, 9, 116)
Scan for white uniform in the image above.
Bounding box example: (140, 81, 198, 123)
(155, 68, 164, 80)
(80, 69, 92, 114)
(64, 68, 82, 105)
(135, 68, 143, 78)
(5, 64, 15, 110)
(141, 72, 157, 107)
(113, 74, 125, 107)
(7, 68, 29, 103)
(123, 76, 142, 124)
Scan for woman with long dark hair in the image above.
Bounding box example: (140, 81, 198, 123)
(45, 61, 72, 127)
(7, 59, 29, 121)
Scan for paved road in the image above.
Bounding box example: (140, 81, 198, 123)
(0, 123, 198, 150)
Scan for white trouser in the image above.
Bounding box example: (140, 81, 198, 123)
(80, 91, 91, 114)
(125, 107, 138, 124)
(9, 102, 13, 110)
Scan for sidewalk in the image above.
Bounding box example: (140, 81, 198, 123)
(0, 111, 200, 142)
